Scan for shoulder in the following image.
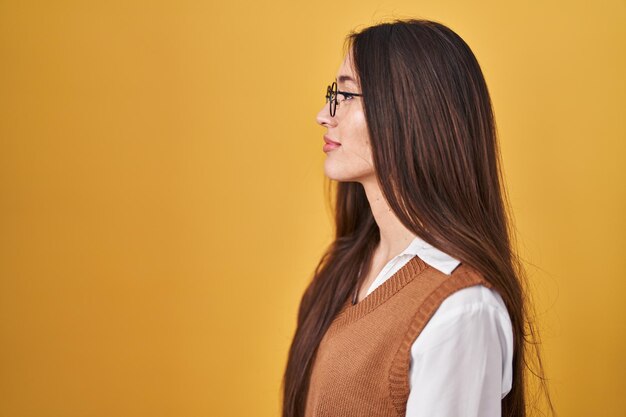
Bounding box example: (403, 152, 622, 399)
(439, 284, 509, 316)
(433, 284, 512, 330)
(411, 284, 513, 354)
(436, 261, 510, 320)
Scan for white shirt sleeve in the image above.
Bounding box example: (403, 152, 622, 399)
(405, 285, 514, 417)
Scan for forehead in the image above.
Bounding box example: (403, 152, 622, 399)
(336, 53, 358, 87)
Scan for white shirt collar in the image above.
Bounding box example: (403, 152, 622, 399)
(399, 235, 461, 275)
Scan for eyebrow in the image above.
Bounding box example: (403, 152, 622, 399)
(337, 75, 357, 85)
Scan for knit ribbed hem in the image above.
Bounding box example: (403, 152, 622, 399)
(329, 255, 429, 334)
(387, 264, 495, 415)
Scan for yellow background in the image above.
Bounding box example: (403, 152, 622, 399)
(1, 1, 624, 416)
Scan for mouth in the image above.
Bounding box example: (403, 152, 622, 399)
(323, 135, 341, 153)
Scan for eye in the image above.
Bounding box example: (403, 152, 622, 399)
(339, 92, 355, 101)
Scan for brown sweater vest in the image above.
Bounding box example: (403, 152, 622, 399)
(304, 255, 495, 417)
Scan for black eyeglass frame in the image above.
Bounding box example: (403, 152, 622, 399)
(325, 80, 363, 117)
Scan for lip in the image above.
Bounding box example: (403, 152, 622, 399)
(323, 135, 341, 153)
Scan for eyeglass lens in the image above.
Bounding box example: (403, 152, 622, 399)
(326, 82, 337, 117)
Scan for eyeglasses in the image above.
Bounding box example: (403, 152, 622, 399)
(325, 80, 363, 117)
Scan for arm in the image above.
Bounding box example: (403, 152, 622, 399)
(404, 285, 514, 417)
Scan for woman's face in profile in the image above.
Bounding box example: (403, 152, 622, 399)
(316, 51, 374, 184)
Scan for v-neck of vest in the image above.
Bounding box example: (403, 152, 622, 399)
(333, 255, 430, 327)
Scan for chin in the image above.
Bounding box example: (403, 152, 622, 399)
(323, 162, 367, 183)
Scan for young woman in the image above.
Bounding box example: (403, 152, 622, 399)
(282, 18, 553, 417)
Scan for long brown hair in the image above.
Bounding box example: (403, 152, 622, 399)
(282, 18, 554, 417)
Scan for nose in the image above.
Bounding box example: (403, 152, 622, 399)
(316, 101, 336, 127)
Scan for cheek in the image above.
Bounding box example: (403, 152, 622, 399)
(342, 128, 373, 167)
(343, 107, 369, 140)
(352, 112, 371, 154)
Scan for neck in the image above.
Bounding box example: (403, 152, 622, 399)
(360, 177, 416, 259)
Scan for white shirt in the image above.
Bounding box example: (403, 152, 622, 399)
(363, 236, 514, 417)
